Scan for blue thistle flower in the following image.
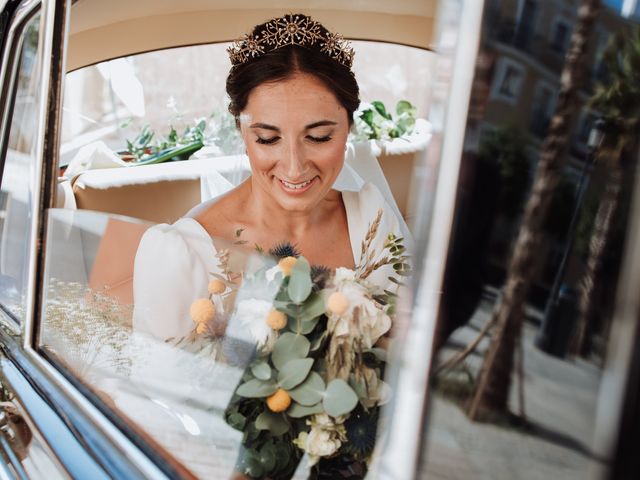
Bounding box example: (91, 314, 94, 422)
(342, 408, 378, 459)
(269, 242, 300, 259)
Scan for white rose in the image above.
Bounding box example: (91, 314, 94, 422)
(233, 298, 273, 348)
(306, 428, 341, 459)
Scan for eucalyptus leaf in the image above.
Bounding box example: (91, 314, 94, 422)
(250, 361, 272, 381)
(323, 379, 359, 417)
(236, 379, 277, 398)
(258, 442, 278, 471)
(288, 257, 312, 303)
(298, 317, 320, 335)
(255, 410, 289, 436)
(226, 412, 246, 430)
(244, 451, 264, 478)
(288, 371, 326, 406)
(272, 332, 310, 370)
(287, 401, 324, 418)
(299, 292, 325, 322)
(277, 358, 314, 390)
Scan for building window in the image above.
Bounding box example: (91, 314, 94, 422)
(550, 17, 571, 54)
(530, 82, 557, 138)
(491, 58, 526, 104)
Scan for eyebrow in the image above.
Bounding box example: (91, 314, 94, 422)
(249, 120, 338, 132)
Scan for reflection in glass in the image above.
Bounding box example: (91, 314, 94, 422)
(0, 12, 41, 322)
(422, 2, 639, 479)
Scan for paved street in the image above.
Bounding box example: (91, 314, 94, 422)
(420, 295, 606, 479)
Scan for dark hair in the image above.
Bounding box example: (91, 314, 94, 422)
(226, 17, 360, 126)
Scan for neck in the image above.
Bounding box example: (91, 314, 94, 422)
(245, 177, 339, 242)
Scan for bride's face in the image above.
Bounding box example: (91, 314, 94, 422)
(239, 72, 350, 213)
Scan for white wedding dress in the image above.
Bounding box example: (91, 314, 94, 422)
(132, 182, 407, 341)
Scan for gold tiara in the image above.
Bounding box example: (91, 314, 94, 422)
(227, 13, 355, 69)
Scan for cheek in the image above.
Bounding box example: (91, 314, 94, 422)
(316, 141, 346, 172)
(244, 139, 279, 174)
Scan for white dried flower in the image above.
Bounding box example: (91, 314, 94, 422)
(294, 414, 346, 466)
(233, 298, 273, 348)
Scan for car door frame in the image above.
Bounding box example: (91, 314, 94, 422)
(0, 1, 175, 477)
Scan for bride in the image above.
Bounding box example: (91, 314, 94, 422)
(132, 12, 411, 478)
(133, 13, 407, 340)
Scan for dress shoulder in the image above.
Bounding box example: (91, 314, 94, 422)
(132, 218, 217, 340)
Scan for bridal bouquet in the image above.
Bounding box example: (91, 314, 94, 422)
(190, 210, 409, 478)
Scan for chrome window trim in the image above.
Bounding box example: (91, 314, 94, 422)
(0, 0, 42, 335)
(374, 0, 485, 478)
(22, 0, 55, 348)
(20, 344, 169, 478)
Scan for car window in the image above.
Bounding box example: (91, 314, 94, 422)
(0, 10, 41, 324)
(60, 41, 433, 167)
(44, 31, 434, 475)
(420, 2, 640, 479)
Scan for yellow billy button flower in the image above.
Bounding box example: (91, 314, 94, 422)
(190, 298, 215, 325)
(266, 388, 291, 412)
(195, 322, 208, 335)
(278, 256, 297, 276)
(266, 309, 287, 330)
(327, 291, 349, 315)
(208, 279, 226, 295)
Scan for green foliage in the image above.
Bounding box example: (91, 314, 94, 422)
(250, 361, 272, 381)
(288, 258, 312, 303)
(123, 120, 206, 165)
(236, 379, 278, 398)
(323, 379, 359, 417)
(278, 358, 314, 390)
(589, 26, 640, 151)
(355, 100, 418, 140)
(255, 411, 289, 436)
(225, 240, 407, 477)
(288, 372, 326, 406)
(272, 333, 310, 370)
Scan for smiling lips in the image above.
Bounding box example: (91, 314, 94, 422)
(278, 177, 316, 193)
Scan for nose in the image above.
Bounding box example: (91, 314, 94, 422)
(283, 140, 307, 180)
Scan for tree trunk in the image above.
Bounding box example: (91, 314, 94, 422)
(467, 0, 601, 421)
(571, 149, 623, 356)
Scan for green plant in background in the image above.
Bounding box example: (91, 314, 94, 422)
(353, 100, 417, 141)
(121, 104, 245, 166)
(123, 119, 206, 165)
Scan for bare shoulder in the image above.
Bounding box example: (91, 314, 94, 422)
(185, 183, 249, 239)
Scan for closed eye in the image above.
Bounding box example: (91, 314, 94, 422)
(256, 136, 280, 145)
(307, 135, 332, 143)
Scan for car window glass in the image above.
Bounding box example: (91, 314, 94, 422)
(421, 2, 640, 479)
(0, 11, 41, 323)
(48, 30, 434, 476)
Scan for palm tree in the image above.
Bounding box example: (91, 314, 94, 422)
(570, 26, 640, 356)
(468, 0, 601, 421)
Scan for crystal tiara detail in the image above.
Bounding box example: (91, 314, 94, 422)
(227, 13, 355, 68)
